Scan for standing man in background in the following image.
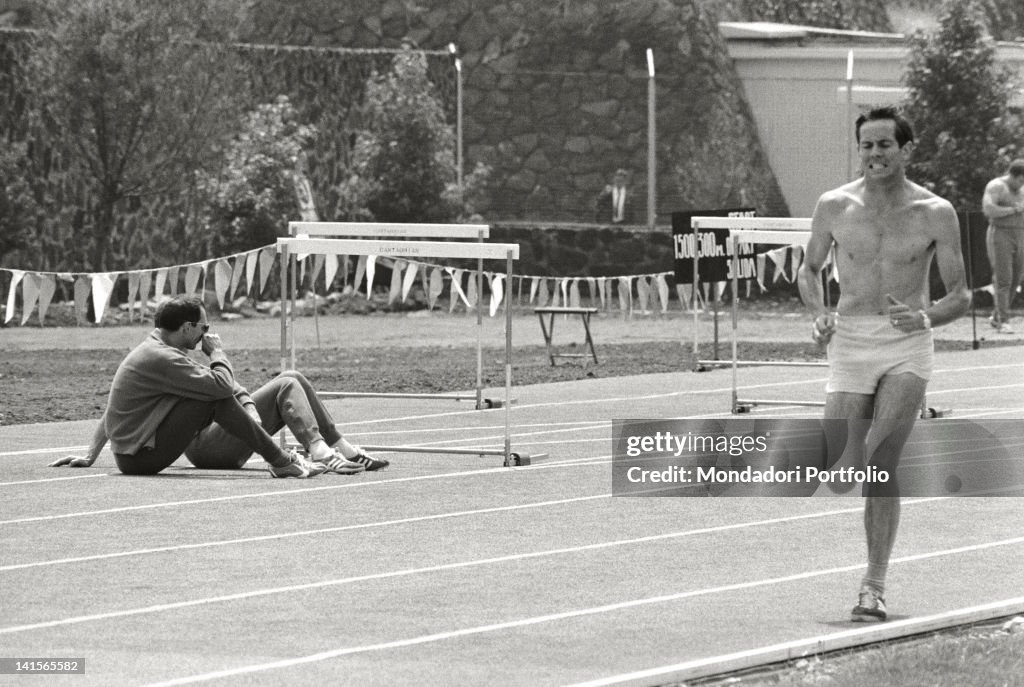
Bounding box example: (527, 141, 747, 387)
(595, 168, 635, 225)
(981, 159, 1024, 334)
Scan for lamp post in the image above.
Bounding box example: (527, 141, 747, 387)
(646, 48, 656, 230)
(449, 42, 464, 202)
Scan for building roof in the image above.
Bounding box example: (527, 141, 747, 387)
(718, 21, 904, 43)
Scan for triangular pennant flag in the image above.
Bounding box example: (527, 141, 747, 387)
(138, 271, 152, 316)
(353, 255, 367, 295)
(229, 256, 245, 302)
(389, 260, 404, 304)
(636, 276, 650, 313)
(675, 284, 692, 312)
(362, 254, 374, 298)
(489, 273, 503, 317)
(429, 268, 444, 311)
(618, 276, 632, 313)
(4, 268, 23, 323)
(569, 279, 581, 308)
(536, 278, 549, 308)
(245, 250, 258, 295)
(73, 275, 90, 323)
(184, 264, 204, 296)
(466, 272, 478, 309)
(789, 246, 803, 282)
(310, 254, 325, 293)
(19, 272, 38, 325)
(214, 259, 231, 309)
(447, 268, 469, 309)
(37, 274, 56, 325)
(756, 254, 768, 291)
(656, 274, 670, 313)
(167, 266, 180, 295)
(553, 278, 565, 308)
(585, 277, 596, 308)
(768, 247, 787, 283)
(154, 268, 168, 302)
(597, 277, 607, 309)
(402, 261, 418, 302)
(529, 276, 539, 304)
(91, 273, 117, 323)
(323, 254, 339, 293)
(127, 272, 141, 322)
(258, 247, 275, 296)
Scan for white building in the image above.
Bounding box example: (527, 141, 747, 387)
(720, 22, 1024, 216)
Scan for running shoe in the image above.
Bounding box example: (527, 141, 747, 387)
(851, 587, 887, 622)
(997, 322, 1015, 334)
(348, 447, 390, 471)
(315, 451, 366, 475)
(269, 450, 316, 478)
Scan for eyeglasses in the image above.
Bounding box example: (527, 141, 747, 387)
(190, 322, 210, 333)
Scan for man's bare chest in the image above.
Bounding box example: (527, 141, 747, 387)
(832, 211, 934, 266)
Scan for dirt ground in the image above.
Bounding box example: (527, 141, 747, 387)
(1, 300, 1017, 426)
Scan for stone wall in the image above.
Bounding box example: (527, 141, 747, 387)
(245, 0, 790, 222)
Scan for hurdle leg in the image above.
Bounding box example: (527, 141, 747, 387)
(538, 311, 556, 365)
(581, 311, 598, 364)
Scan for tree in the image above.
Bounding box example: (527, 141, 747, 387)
(902, 0, 1023, 211)
(26, 0, 250, 271)
(339, 48, 458, 223)
(196, 96, 317, 256)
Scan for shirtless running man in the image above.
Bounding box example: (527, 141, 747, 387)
(798, 106, 970, 622)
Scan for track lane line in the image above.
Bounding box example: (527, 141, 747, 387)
(0, 459, 611, 526)
(134, 535, 1024, 687)
(0, 498, 958, 635)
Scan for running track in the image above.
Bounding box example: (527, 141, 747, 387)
(1, 345, 1022, 686)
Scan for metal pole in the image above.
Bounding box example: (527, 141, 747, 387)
(278, 243, 289, 449)
(505, 249, 514, 465)
(845, 49, 854, 182)
(646, 48, 656, 230)
(450, 43, 464, 202)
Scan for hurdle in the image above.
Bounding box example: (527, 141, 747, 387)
(277, 233, 539, 466)
(690, 216, 947, 418)
(690, 217, 827, 413)
(284, 222, 503, 410)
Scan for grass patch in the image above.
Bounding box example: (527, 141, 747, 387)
(693, 623, 1024, 686)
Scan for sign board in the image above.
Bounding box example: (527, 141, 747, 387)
(672, 208, 757, 285)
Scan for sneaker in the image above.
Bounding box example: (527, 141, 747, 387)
(851, 587, 887, 622)
(269, 450, 315, 479)
(315, 451, 366, 475)
(997, 322, 1015, 334)
(348, 447, 390, 472)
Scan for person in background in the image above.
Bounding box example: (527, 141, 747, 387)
(981, 159, 1024, 334)
(595, 168, 636, 225)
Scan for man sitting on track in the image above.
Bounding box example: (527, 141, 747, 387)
(50, 296, 387, 477)
(798, 106, 970, 622)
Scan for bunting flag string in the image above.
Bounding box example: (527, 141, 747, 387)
(2, 239, 831, 326)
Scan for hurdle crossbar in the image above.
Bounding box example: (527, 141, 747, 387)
(277, 233, 527, 465)
(289, 221, 489, 239)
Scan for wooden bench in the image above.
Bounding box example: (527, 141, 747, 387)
(534, 307, 599, 365)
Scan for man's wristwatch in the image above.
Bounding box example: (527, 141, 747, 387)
(919, 310, 932, 330)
